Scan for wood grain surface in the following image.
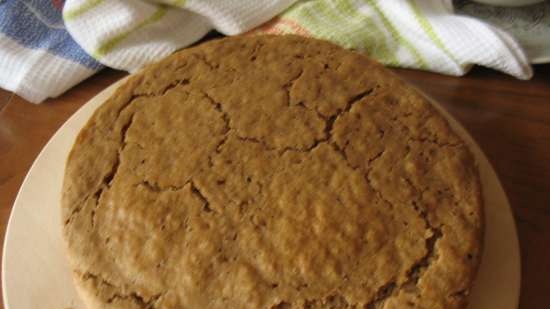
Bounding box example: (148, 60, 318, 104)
(0, 64, 548, 309)
(0, 90, 12, 113)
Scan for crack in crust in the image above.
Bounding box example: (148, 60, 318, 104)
(282, 83, 446, 307)
(82, 272, 162, 309)
(89, 113, 135, 228)
(230, 85, 374, 157)
(404, 225, 442, 286)
(137, 180, 183, 192)
(64, 77, 192, 227)
(64, 36, 482, 309)
(366, 282, 397, 309)
(88, 81, 441, 308)
(331, 141, 444, 308)
(189, 181, 213, 213)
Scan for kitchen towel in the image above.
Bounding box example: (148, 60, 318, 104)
(252, 0, 534, 78)
(0, 0, 102, 103)
(0, 0, 533, 103)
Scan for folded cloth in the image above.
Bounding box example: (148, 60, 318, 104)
(62, 0, 296, 72)
(253, 0, 534, 78)
(0, 0, 533, 104)
(0, 0, 103, 103)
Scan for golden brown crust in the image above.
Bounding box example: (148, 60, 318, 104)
(62, 35, 483, 309)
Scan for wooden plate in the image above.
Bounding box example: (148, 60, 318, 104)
(2, 78, 521, 309)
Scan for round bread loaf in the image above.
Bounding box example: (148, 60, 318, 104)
(62, 35, 483, 309)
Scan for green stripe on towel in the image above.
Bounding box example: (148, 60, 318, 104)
(337, 0, 399, 65)
(366, 0, 428, 69)
(409, 0, 458, 64)
(92, 7, 167, 59)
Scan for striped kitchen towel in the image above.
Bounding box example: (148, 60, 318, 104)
(0, 0, 102, 103)
(253, 0, 534, 78)
(63, 0, 532, 77)
(62, 0, 296, 72)
(0, 0, 533, 103)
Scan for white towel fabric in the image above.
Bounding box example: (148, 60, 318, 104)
(0, 0, 534, 103)
(63, 0, 296, 72)
(0, 1, 102, 103)
(63, 0, 532, 77)
(0, 32, 98, 103)
(250, 0, 534, 78)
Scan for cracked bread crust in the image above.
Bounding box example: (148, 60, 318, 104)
(62, 35, 483, 309)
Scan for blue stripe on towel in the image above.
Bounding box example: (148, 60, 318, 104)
(0, 0, 102, 70)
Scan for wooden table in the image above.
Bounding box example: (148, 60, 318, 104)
(1, 65, 549, 309)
